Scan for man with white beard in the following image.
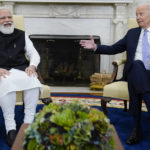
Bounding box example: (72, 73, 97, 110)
(0, 7, 42, 146)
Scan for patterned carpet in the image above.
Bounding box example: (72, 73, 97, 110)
(1, 93, 149, 150)
(50, 93, 147, 112)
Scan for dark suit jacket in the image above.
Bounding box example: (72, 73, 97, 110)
(95, 27, 142, 81)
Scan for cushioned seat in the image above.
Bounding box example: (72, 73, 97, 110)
(16, 84, 51, 103)
(103, 81, 129, 100)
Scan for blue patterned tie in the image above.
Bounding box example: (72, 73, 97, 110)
(142, 30, 150, 70)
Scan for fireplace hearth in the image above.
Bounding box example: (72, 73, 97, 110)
(30, 35, 100, 86)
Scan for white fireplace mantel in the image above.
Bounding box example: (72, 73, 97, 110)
(1, 0, 133, 4)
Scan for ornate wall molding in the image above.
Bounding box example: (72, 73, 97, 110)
(13, 4, 114, 18)
(1, 0, 133, 4)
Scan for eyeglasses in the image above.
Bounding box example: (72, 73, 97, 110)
(0, 16, 12, 20)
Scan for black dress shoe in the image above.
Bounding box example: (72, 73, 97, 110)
(126, 128, 142, 145)
(6, 129, 17, 147)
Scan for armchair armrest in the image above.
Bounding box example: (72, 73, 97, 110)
(113, 58, 126, 66)
(109, 58, 126, 83)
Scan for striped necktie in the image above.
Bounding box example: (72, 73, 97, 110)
(142, 30, 150, 70)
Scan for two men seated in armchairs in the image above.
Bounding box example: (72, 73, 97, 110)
(1, 2, 150, 148)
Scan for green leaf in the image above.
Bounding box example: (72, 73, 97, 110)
(39, 121, 50, 133)
(63, 133, 72, 145)
(76, 111, 89, 120)
(108, 136, 115, 150)
(27, 138, 37, 150)
(84, 144, 99, 150)
(50, 127, 59, 134)
(50, 108, 76, 128)
(36, 144, 45, 150)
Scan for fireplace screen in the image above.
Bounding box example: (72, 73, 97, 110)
(29, 35, 100, 86)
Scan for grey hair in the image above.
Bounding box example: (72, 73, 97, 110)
(0, 7, 12, 13)
(136, 3, 150, 13)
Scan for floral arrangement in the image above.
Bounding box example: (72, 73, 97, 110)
(23, 103, 115, 150)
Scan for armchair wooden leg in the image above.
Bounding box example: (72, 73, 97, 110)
(40, 97, 52, 105)
(101, 97, 112, 116)
(123, 100, 128, 112)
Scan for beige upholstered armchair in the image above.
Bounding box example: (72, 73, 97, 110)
(13, 15, 51, 104)
(101, 18, 138, 115)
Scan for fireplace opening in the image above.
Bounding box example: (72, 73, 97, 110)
(29, 35, 100, 86)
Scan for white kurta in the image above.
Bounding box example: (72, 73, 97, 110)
(0, 33, 43, 98)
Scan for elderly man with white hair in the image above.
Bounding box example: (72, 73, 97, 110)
(0, 7, 42, 146)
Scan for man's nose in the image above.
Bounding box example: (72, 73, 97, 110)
(136, 14, 141, 20)
(136, 16, 140, 21)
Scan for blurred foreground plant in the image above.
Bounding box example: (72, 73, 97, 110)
(23, 103, 115, 150)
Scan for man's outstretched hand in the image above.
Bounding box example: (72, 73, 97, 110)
(80, 36, 97, 50)
(25, 65, 38, 77)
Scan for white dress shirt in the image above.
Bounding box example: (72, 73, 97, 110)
(134, 27, 150, 61)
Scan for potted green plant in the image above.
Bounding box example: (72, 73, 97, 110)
(23, 103, 115, 150)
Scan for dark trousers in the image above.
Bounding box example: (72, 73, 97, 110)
(127, 60, 150, 128)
